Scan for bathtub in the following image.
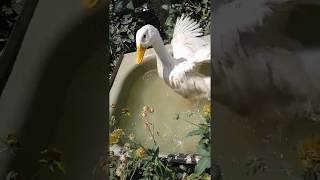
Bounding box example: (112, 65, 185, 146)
(0, 1, 106, 179)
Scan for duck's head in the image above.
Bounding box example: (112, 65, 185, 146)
(135, 25, 158, 64)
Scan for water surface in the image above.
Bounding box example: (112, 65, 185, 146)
(117, 69, 208, 154)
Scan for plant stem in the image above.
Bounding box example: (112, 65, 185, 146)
(146, 123, 157, 146)
(182, 119, 203, 128)
(129, 161, 139, 180)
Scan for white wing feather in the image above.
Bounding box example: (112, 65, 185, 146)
(171, 14, 210, 63)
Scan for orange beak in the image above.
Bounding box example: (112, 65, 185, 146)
(136, 44, 146, 64)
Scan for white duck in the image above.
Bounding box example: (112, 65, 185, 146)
(135, 15, 211, 100)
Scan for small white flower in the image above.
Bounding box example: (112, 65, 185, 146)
(116, 168, 122, 177)
(185, 155, 193, 164)
(119, 155, 126, 162)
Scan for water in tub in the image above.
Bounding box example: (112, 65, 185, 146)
(113, 69, 209, 154)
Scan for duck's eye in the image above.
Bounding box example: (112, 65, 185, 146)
(143, 34, 147, 39)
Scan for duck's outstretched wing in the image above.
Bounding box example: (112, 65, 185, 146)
(169, 15, 210, 87)
(171, 14, 210, 64)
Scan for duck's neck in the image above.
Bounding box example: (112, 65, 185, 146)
(152, 33, 173, 79)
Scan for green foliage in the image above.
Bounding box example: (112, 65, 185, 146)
(183, 172, 210, 180)
(162, 0, 211, 43)
(109, 105, 177, 179)
(109, 145, 176, 179)
(195, 147, 210, 174)
(138, 146, 176, 179)
(109, 0, 142, 78)
(183, 104, 211, 175)
(109, 105, 213, 179)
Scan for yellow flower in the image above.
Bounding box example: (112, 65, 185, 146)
(121, 108, 131, 117)
(135, 147, 146, 158)
(202, 104, 211, 117)
(109, 129, 124, 144)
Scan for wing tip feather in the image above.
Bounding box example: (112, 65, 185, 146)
(173, 14, 203, 38)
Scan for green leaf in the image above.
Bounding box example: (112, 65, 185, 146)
(55, 161, 66, 173)
(175, 113, 180, 120)
(128, 33, 134, 40)
(126, 0, 134, 10)
(114, 1, 123, 13)
(161, 4, 169, 10)
(155, 163, 165, 176)
(195, 157, 210, 174)
(154, 146, 159, 156)
(186, 129, 204, 137)
(197, 146, 210, 157)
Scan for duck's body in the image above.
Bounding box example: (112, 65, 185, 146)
(136, 15, 211, 100)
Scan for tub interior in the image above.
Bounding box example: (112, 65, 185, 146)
(111, 59, 209, 154)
